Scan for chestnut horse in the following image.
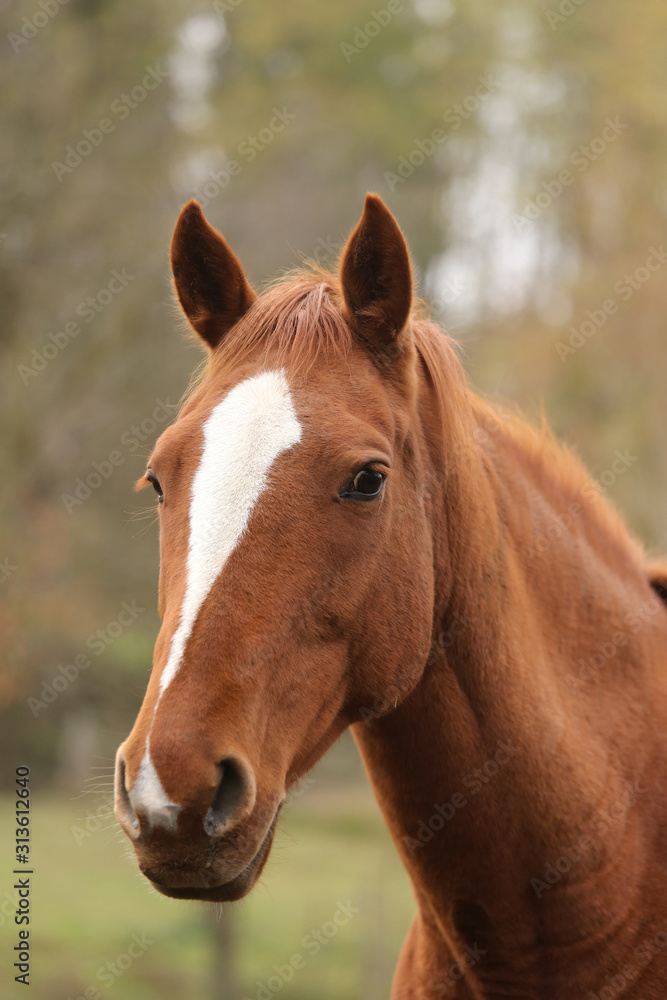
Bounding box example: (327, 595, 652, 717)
(114, 194, 667, 998)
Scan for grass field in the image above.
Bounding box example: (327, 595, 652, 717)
(1, 760, 414, 999)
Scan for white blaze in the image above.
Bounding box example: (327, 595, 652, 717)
(129, 748, 179, 828)
(159, 368, 302, 693)
(131, 369, 302, 815)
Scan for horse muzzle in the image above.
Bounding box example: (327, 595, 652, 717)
(114, 742, 282, 901)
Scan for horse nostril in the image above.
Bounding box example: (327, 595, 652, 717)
(114, 749, 140, 839)
(204, 756, 257, 838)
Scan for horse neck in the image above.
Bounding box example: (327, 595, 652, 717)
(353, 338, 663, 988)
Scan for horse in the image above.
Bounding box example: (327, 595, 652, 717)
(114, 193, 667, 998)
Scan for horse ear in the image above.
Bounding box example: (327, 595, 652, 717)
(339, 193, 413, 354)
(170, 201, 256, 350)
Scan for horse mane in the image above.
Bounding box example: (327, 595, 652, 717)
(208, 265, 354, 377)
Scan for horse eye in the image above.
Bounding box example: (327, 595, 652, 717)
(353, 469, 384, 495)
(147, 471, 164, 503)
(340, 467, 386, 502)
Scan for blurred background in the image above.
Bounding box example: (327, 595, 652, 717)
(1, 0, 666, 996)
